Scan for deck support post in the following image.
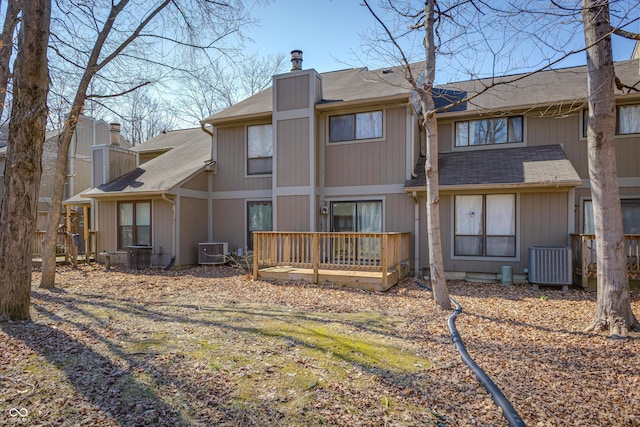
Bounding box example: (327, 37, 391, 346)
(382, 234, 388, 288)
(253, 232, 259, 280)
(312, 234, 319, 283)
(582, 236, 589, 289)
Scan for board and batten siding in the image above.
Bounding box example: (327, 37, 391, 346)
(182, 171, 208, 192)
(97, 200, 117, 254)
(323, 106, 407, 187)
(276, 73, 310, 112)
(277, 195, 310, 231)
(212, 125, 271, 192)
(179, 196, 208, 266)
(153, 198, 174, 266)
(277, 118, 310, 187)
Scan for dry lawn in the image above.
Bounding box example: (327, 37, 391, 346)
(1, 264, 639, 426)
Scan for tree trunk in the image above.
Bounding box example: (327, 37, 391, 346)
(0, 0, 21, 124)
(0, 0, 50, 321)
(40, 1, 131, 288)
(582, 0, 640, 335)
(422, 0, 451, 310)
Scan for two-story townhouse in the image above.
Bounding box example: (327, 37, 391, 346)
(0, 115, 129, 231)
(85, 52, 640, 290)
(405, 58, 639, 287)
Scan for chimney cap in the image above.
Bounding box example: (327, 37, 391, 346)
(290, 49, 303, 72)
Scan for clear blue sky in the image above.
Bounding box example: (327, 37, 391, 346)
(246, 0, 638, 80)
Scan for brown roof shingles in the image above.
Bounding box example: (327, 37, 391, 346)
(406, 145, 582, 189)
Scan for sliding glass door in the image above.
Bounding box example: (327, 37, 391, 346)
(331, 201, 382, 262)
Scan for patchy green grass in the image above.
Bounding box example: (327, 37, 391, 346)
(1, 267, 445, 426)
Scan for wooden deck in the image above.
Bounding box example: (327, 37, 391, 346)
(571, 233, 640, 290)
(253, 232, 411, 291)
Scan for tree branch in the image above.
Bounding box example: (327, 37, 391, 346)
(86, 81, 152, 99)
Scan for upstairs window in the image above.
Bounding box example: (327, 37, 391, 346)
(247, 124, 273, 175)
(329, 110, 383, 143)
(455, 116, 523, 147)
(582, 104, 640, 136)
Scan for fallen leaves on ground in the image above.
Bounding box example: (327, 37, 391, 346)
(0, 264, 638, 426)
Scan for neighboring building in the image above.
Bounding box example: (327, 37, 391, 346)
(0, 115, 130, 231)
(84, 53, 640, 285)
(82, 128, 211, 267)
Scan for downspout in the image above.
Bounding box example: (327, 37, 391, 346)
(412, 190, 420, 278)
(201, 122, 216, 242)
(161, 193, 176, 270)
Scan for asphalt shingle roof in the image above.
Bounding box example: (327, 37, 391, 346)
(406, 144, 582, 189)
(85, 129, 210, 197)
(203, 58, 640, 124)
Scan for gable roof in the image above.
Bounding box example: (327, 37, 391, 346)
(203, 66, 415, 125)
(405, 144, 582, 191)
(203, 59, 640, 125)
(438, 59, 640, 115)
(84, 130, 211, 198)
(131, 127, 205, 153)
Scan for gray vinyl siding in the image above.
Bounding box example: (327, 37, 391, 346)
(277, 195, 310, 231)
(277, 118, 310, 187)
(211, 198, 246, 251)
(324, 106, 407, 187)
(179, 196, 208, 266)
(212, 126, 271, 192)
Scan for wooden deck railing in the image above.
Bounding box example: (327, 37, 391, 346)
(571, 234, 640, 287)
(33, 230, 98, 263)
(252, 231, 411, 285)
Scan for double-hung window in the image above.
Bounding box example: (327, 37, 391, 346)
(455, 116, 523, 147)
(454, 194, 516, 257)
(247, 124, 273, 175)
(118, 201, 151, 249)
(329, 110, 383, 143)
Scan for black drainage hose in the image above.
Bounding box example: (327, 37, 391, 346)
(447, 297, 527, 427)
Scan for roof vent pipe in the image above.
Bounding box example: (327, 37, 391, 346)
(290, 49, 303, 72)
(109, 123, 121, 146)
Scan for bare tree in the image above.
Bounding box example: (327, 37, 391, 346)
(0, 0, 50, 321)
(119, 88, 178, 145)
(0, 0, 20, 126)
(39, 0, 253, 288)
(177, 52, 287, 124)
(582, 0, 640, 335)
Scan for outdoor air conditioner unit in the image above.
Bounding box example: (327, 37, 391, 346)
(528, 246, 572, 285)
(126, 245, 153, 270)
(198, 242, 228, 265)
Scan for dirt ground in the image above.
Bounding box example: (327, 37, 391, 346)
(1, 264, 639, 426)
